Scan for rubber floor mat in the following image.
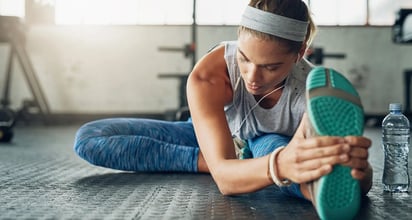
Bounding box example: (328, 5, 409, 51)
(0, 125, 411, 219)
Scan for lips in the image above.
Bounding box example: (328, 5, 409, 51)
(246, 83, 261, 91)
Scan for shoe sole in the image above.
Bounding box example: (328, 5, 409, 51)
(306, 67, 364, 220)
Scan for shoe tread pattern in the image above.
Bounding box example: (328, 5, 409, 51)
(307, 67, 363, 220)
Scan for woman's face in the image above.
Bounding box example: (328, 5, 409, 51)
(237, 33, 299, 96)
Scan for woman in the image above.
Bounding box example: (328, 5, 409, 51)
(74, 0, 372, 219)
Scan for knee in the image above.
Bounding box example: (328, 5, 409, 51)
(73, 121, 103, 161)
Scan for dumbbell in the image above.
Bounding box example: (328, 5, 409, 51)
(158, 43, 196, 58)
(307, 47, 346, 65)
(0, 107, 15, 142)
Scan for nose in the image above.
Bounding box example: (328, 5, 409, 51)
(245, 63, 261, 83)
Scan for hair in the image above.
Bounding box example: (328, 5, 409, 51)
(238, 0, 317, 53)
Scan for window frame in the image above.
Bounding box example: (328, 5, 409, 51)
(1, 0, 410, 27)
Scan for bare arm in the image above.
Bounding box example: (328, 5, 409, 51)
(187, 45, 273, 195)
(188, 46, 373, 196)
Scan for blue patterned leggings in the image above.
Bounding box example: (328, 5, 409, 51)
(74, 118, 304, 199)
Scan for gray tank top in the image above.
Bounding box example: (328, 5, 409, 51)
(223, 41, 314, 139)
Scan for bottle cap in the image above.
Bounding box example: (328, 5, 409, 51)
(389, 103, 402, 111)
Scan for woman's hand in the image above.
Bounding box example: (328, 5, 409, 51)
(275, 135, 372, 184)
(341, 136, 372, 180)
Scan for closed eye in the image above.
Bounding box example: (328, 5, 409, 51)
(238, 56, 248, 63)
(262, 64, 281, 71)
(237, 48, 251, 63)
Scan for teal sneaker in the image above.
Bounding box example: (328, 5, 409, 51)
(306, 67, 364, 220)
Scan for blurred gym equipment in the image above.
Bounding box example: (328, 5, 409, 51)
(0, 108, 15, 142)
(405, 70, 412, 115)
(394, 9, 412, 116)
(307, 47, 346, 65)
(0, 16, 51, 142)
(393, 8, 412, 44)
(158, 0, 197, 121)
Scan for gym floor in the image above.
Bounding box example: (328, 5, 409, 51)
(0, 124, 411, 220)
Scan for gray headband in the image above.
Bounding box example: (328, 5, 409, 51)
(240, 6, 309, 42)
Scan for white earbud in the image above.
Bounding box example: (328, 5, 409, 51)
(295, 54, 302, 63)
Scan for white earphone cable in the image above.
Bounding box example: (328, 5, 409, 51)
(232, 83, 285, 137)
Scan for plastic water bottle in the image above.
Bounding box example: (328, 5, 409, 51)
(382, 103, 410, 192)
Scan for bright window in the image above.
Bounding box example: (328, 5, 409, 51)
(136, 0, 193, 25)
(55, 0, 193, 25)
(55, 0, 249, 25)
(1, 0, 412, 26)
(369, 0, 412, 25)
(310, 0, 412, 26)
(55, 0, 140, 25)
(310, 0, 367, 25)
(196, 0, 249, 25)
(0, 0, 25, 17)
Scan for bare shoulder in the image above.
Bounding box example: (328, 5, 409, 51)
(190, 44, 228, 81)
(187, 44, 232, 105)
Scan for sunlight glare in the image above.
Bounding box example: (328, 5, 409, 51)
(55, 0, 139, 25)
(0, 0, 25, 17)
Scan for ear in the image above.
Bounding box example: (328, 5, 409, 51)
(296, 44, 307, 62)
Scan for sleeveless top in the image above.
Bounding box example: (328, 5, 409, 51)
(223, 41, 314, 140)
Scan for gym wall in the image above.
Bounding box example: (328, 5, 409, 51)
(0, 25, 409, 117)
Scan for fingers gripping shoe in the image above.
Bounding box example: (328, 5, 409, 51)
(306, 67, 364, 220)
